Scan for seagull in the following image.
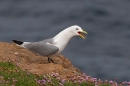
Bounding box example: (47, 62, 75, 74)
(12, 25, 87, 63)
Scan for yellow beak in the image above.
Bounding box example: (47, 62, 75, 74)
(79, 30, 87, 39)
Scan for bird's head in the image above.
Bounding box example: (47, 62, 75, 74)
(69, 25, 87, 39)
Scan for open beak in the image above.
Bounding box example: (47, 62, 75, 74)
(78, 30, 87, 39)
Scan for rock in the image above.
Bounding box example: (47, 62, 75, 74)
(0, 42, 82, 79)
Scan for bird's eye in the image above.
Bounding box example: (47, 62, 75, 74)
(76, 28, 78, 30)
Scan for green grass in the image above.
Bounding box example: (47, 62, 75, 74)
(0, 62, 38, 86)
(0, 62, 115, 86)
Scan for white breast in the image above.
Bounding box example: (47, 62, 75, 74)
(54, 38, 69, 54)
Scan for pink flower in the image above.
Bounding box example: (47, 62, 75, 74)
(41, 79, 46, 84)
(127, 81, 130, 85)
(78, 80, 81, 83)
(122, 81, 127, 84)
(57, 77, 60, 80)
(114, 82, 118, 86)
(59, 83, 63, 86)
(61, 79, 66, 83)
(109, 80, 113, 84)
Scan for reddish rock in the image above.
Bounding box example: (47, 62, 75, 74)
(0, 42, 82, 79)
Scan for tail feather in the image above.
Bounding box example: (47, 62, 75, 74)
(12, 40, 23, 45)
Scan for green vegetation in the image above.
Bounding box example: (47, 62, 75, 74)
(0, 62, 128, 86)
(0, 62, 38, 86)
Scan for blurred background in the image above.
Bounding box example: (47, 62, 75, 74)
(0, 0, 130, 81)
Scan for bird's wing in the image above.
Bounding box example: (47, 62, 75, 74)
(24, 42, 59, 56)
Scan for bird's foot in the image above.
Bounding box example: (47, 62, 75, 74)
(48, 57, 57, 64)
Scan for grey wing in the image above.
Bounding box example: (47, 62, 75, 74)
(39, 38, 54, 44)
(24, 42, 59, 56)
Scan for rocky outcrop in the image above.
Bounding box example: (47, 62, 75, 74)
(0, 42, 82, 79)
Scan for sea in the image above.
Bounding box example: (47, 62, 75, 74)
(0, 0, 130, 81)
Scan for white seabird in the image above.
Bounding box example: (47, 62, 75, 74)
(12, 25, 87, 63)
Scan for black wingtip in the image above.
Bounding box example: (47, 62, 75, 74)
(12, 40, 23, 45)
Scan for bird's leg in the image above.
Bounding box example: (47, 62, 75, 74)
(50, 58, 55, 63)
(48, 57, 51, 63)
(48, 57, 55, 64)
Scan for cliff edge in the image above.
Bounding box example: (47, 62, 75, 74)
(0, 42, 82, 79)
